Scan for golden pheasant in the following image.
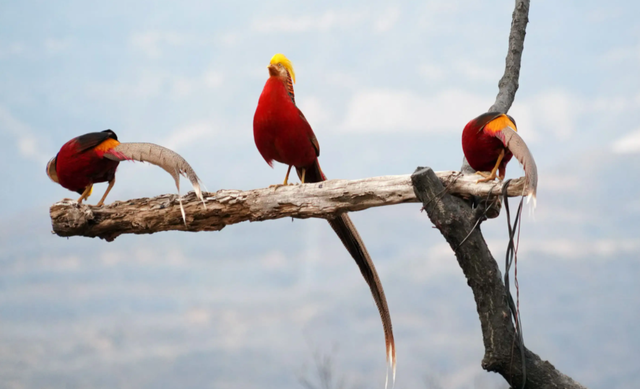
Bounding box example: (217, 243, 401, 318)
(47, 129, 204, 219)
(462, 112, 538, 203)
(253, 54, 396, 379)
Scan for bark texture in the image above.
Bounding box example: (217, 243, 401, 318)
(417, 0, 587, 387)
(489, 0, 530, 114)
(411, 167, 587, 389)
(49, 172, 528, 241)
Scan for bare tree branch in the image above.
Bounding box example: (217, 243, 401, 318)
(412, 168, 587, 389)
(49, 172, 529, 241)
(420, 1, 587, 387)
(489, 0, 530, 114)
(298, 348, 348, 389)
(461, 0, 531, 172)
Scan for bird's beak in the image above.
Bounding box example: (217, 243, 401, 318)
(46, 156, 59, 183)
(267, 64, 279, 77)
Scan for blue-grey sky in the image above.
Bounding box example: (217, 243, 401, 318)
(1, 1, 639, 388)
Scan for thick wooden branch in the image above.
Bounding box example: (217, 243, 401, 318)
(412, 167, 587, 389)
(437, 1, 586, 387)
(49, 171, 528, 241)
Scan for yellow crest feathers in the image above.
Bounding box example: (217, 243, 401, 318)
(270, 53, 296, 83)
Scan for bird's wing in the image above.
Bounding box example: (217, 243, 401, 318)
(470, 112, 503, 135)
(297, 109, 320, 157)
(308, 132, 320, 158)
(74, 131, 117, 154)
(494, 127, 538, 203)
(103, 142, 205, 205)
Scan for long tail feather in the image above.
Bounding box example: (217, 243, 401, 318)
(105, 142, 205, 204)
(496, 127, 538, 206)
(327, 213, 396, 382)
(297, 161, 396, 383)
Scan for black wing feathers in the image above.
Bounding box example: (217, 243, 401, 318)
(74, 130, 118, 153)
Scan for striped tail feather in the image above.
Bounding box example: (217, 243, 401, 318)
(105, 142, 206, 223)
(297, 160, 397, 383)
(496, 127, 538, 206)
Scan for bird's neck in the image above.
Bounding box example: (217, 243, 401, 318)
(260, 77, 296, 108)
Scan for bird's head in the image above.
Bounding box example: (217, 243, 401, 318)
(46, 156, 59, 184)
(268, 53, 296, 83)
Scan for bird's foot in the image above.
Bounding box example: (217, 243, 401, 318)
(475, 171, 497, 183)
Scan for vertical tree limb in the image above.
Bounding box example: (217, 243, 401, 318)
(412, 168, 586, 389)
(461, 0, 530, 171)
(420, 0, 588, 387)
(489, 0, 530, 114)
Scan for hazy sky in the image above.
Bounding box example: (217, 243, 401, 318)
(1, 0, 639, 209)
(1, 1, 639, 388)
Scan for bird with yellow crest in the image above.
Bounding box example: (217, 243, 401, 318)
(253, 53, 397, 382)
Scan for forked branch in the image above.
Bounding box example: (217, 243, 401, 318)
(417, 0, 587, 387)
(412, 168, 586, 389)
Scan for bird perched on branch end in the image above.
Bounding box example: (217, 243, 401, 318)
(46, 129, 205, 221)
(253, 53, 397, 383)
(462, 112, 538, 205)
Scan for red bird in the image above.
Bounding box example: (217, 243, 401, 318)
(47, 129, 204, 209)
(462, 112, 538, 202)
(253, 54, 396, 376)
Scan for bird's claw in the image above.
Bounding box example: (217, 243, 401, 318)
(475, 171, 505, 183)
(475, 171, 496, 183)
